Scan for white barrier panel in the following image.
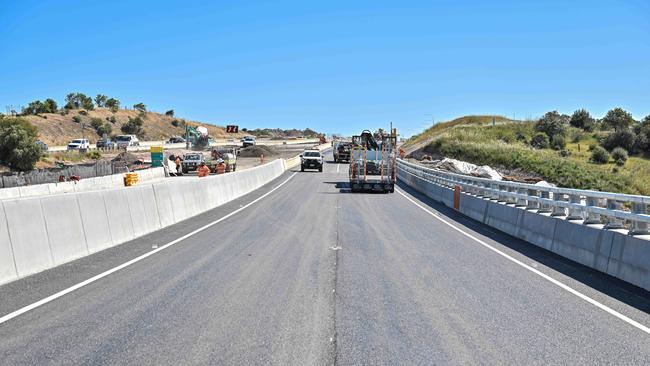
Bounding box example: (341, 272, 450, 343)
(41, 195, 89, 265)
(18, 184, 51, 198)
(2, 198, 53, 278)
(124, 186, 151, 238)
(0, 205, 17, 281)
(77, 190, 114, 253)
(0, 187, 21, 200)
(0, 167, 167, 202)
(151, 182, 176, 227)
(103, 189, 136, 245)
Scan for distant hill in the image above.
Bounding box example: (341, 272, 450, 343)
(23, 109, 241, 146)
(245, 127, 321, 139)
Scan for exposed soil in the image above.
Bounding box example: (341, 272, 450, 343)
(238, 145, 279, 158)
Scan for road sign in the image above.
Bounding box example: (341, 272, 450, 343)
(226, 125, 239, 133)
(150, 146, 164, 167)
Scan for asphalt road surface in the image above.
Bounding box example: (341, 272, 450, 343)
(1, 151, 650, 365)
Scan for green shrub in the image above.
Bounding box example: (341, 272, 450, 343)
(611, 147, 628, 166)
(559, 149, 570, 157)
(530, 133, 550, 149)
(121, 116, 144, 136)
(551, 134, 566, 150)
(78, 110, 88, 116)
(602, 129, 636, 153)
(570, 109, 594, 131)
(171, 119, 180, 127)
(602, 107, 634, 131)
(86, 150, 102, 160)
(515, 131, 527, 142)
(72, 115, 82, 123)
(535, 111, 567, 138)
(0, 117, 42, 171)
(591, 146, 610, 164)
(90, 117, 103, 130)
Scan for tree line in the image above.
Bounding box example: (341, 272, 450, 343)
(19, 92, 150, 115)
(531, 107, 650, 166)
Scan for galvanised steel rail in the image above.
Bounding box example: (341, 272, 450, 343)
(397, 159, 650, 236)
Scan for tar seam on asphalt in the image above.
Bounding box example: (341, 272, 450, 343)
(332, 193, 341, 365)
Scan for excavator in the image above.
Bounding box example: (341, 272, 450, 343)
(185, 125, 211, 150)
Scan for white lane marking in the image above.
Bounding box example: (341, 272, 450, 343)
(336, 164, 340, 173)
(0, 173, 298, 325)
(396, 188, 650, 335)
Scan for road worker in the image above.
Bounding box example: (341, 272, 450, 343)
(197, 161, 211, 177)
(174, 155, 183, 175)
(216, 160, 226, 174)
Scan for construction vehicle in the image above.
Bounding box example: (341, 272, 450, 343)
(349, 128, 397, 193)
(185, 125, 211, 150)
(209, 147, 238, 172)
(333, 141, 352, 163)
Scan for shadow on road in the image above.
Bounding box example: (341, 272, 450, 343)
(397, 181, 650, 316)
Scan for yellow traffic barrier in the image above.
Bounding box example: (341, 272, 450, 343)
(124, 172, 139, 186)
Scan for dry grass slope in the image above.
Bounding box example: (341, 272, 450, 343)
(24, 109, 239, 145)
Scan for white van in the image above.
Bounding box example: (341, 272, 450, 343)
(115, 135, 140, 148)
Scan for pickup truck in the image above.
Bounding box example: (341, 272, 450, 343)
(67, 138, 90, 150)
(181, 152, 205, 173)
(115, 135, 140, 148)
(301, 149, 323, 172)
(242, 136, 256, 147)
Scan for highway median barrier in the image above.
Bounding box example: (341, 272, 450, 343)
(0, 159, 287, 285)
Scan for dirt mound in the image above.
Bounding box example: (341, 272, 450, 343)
(239, 145, 278, 158)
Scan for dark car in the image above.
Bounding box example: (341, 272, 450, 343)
(168, 136, 186, 143)
(96, 137, 115, 149)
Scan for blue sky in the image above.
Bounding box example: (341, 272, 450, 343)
(1, 0, 648, 137)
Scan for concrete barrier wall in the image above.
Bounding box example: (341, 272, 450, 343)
(398, 167, 650, 292)
(0, 167, 166, 201)
(0, 160, 286, 285)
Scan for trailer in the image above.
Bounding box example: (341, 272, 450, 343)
(349, 129, 397, 193)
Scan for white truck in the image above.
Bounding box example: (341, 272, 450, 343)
(67, 138, 90, 150)
(300, 149, 323, 172)
(115, 135, 140, 148)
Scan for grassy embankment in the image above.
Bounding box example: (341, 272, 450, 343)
(404, 116, 650, 195)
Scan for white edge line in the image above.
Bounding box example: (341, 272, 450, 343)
(0, 172, 298, 325)
(396, 188, 650, 335)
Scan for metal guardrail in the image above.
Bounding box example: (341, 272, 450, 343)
(397, 159, 650, 236)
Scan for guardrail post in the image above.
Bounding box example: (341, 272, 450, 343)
(496, 184, 506, 202)
(566, 194, 584, 221)
(505, 186, 517, 205)
(583, 197, 602, 225)
(538, 191, 552, 213)
(604, 199, 625, 230)
(551, 192, 567, 217)
(629, 203, 649, 235)
(515, 187, 527, 207)
(526, 189, 539, 210)
(490, 183, 500, 201)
